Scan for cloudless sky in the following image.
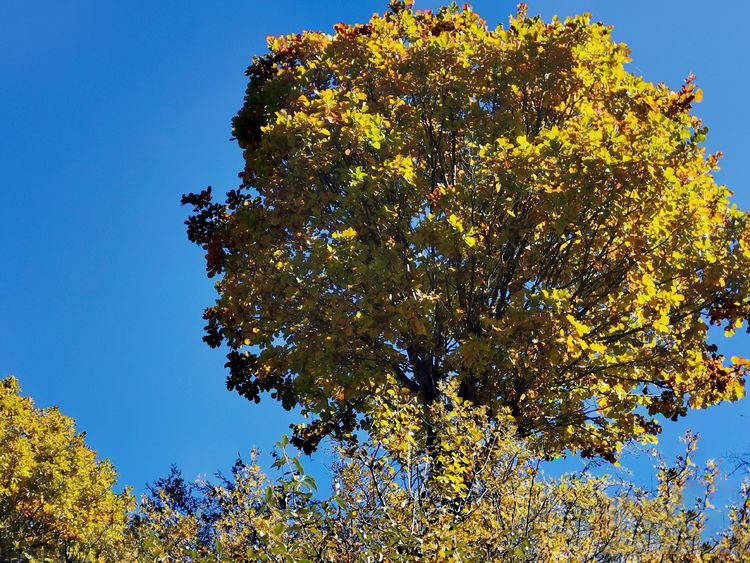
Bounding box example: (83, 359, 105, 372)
(2, 0, 749, 526)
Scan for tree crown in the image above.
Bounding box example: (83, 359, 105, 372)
(184, 3, 750, 459)
(0, 377, 133, 560)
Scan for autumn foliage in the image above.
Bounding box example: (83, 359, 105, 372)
(0, 377, 133, 561)
(6, 2, 750, 561)
(4, 374, 750, 560)
(129, 383, 750, 560)
(184, 1, 750, 459)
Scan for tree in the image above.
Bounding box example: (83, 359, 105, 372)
(131, 386, 750, 560)
(0, 377, 133, 561)
(183, 2, 750, 459)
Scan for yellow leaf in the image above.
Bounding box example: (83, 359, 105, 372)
(332, 227, 358, 239)
(448, 214, 464, 232)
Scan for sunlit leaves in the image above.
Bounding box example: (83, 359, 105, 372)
(184, 2, 750, 459)
(132, 391, 750, 560)
(0, 377, 133, 561)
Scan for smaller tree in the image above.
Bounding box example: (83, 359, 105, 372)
(0, 377, 133, 561)
(132, 384, 750, 560)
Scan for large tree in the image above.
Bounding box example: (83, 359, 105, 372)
(184, 2, 750, 459)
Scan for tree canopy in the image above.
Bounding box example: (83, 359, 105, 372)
(183, 1, 750, 459)
(131, 385, 750, 561)
(0, 377, 133, 561)
(4, 375, 750, 561)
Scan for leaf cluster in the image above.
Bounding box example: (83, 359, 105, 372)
(0, 377, 133, 562)
(129, 383, 750, 561)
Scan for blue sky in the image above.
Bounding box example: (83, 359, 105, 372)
(2, 0, 749, 521)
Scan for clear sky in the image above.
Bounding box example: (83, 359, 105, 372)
(2, 0, 749, 522)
